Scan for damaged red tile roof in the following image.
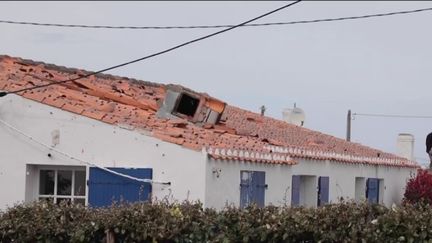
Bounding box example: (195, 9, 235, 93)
(0, 55, 418, 167)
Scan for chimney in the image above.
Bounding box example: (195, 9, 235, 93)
(282, 103, 305, 127)
(396, 133, 414, 161)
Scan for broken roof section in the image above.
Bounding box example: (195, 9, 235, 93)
(156, 84, 226, 126)
(0, 55, 418, 167)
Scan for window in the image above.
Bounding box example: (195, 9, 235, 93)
(38, 169, 86, 205)
(240, 171, 266, 208)
(291, 175, 317, 207)
(355, 177, 366, 202)
(174, 93, 200, 117)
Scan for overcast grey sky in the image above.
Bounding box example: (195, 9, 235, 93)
(1, 1, 431, 166)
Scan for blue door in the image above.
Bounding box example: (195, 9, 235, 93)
(240, 171, 266, 208)
(366, 178, 379, 204)
(318, 176, 329, 206)
(88, 167, 152, 207)
(291, 175, 301, 206)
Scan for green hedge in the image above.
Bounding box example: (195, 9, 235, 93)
(1, 201, 432, 242)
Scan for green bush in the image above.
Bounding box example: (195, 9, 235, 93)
(1, 200, 432, 242)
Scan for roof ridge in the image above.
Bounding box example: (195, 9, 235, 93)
(0, 54, 163, 88)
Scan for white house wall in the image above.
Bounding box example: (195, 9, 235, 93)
(205, 157, 416, 210)
(0, 95, 417, 211)
(0, 95, 206, 210)
(205, 158, 292, 209)
(292, 159, 415, 206)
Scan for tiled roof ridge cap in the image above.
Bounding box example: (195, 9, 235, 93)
(262, 144, 419, 168)
(203, 146, 296, 165)
(0, 54, 163, 88)
(202, 145, 418, 168)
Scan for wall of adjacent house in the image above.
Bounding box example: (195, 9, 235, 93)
(0, 94, 206, 210)
(205, 157, 416, 210)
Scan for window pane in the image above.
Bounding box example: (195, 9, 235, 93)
(74, 198, 85, 206)
(56, 198, 71, 205)
(74, 171, 86, 196)
(57, 170, 72, 195)
(39, 197, 54, 203)
(39, 170, 55, 195)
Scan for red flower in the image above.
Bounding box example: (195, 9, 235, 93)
(404, 169, 432, 204)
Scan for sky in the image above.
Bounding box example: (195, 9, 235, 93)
(0, 1, 431, 166)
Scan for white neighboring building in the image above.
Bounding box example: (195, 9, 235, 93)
(0, 55, 418, 210)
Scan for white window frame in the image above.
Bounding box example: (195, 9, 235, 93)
(37, 166, 86, 204)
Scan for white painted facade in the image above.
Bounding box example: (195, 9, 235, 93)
(205, 158, 415, 209)
(0, 94, 206, 210)
(0, 95, 417, 211)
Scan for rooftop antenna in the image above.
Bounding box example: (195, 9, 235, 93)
(260, 105, 266, 116)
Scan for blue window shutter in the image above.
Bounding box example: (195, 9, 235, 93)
(88, 167, 152, 207)
(318, 176, 329, 206)
(240, 171, 266, 208)
(240, 171, 251, 208)
(253, 171, 266, 207)
(291, 175, 300, 206)
(366, 178, 379, 204)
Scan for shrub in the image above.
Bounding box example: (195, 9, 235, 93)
(403, 169, 432, 205)
(2, 200, 432, 242)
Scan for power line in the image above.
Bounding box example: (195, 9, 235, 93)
(0, 0, 301, 98)
(1, 7, 431, 30)
(0, 117, 170, 185)
(353, 113, 432, 119)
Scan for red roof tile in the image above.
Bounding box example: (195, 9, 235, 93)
(0, 55, 419, 167)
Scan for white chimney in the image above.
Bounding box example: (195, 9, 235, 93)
(396, 133, 414, 161)
(282, 103, 305, 127)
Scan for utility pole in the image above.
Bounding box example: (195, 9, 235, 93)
(346, 109, 351, 141)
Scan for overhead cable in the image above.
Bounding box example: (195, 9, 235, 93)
(0, 0, 302, 97)
(0, 117, 170, 185)
(353, 113, 432, 119)
(0, 7, 431, 30)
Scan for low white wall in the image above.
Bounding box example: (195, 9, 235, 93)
(0, 95, 206, 210)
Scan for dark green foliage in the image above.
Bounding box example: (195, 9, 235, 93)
(2, 200, 432, 242)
